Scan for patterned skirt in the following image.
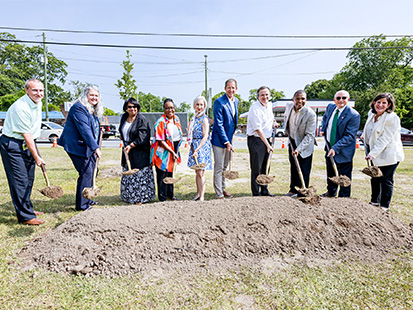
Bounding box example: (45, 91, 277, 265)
(120, 166, 156, 204)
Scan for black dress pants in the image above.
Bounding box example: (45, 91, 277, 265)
(0, 135, 36, 223)
(370, 162, 399, 208)
(247, 135, 271, 196)
(325, 156, 353, 197)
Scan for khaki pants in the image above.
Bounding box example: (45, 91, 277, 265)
(212, 145, 230, 198)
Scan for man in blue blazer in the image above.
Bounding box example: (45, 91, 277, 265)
(58, 85, 103, 211)
(320, 90, 360, 197)
(211, 79, 239, 199)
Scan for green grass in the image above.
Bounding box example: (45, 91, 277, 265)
(0, 146, 412, 309)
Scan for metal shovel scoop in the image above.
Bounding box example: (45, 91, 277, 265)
(38, 163, 64, 199)
(35, 144, 63, 199)
(325, 140, 351, 187)
(82, 131, 103, 199)
(189, 143, 206, 170)
(122, 149, 139, 176)
(361, 144, 383, 178)
(163, 160, 181, 184)
(256, 129, 276, 186)
(222, 151, 239, 180)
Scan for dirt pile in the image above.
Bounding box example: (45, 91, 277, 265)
(19, 197, 413, 277)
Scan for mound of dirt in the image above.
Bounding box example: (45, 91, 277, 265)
(19, 197, 413, 277)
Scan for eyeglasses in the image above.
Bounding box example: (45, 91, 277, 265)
(164, 107, 175, 110)
(127, 105, 137, 109)
(335, 96, 347, 100)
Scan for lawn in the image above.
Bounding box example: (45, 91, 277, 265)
(0, 146, 412, 309)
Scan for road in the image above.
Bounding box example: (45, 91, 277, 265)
(37, 135, 336, 150)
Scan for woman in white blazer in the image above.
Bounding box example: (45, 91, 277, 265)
(362, 93, 404, 212)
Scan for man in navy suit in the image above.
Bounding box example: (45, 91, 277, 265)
(320, 90, 360, 197)
(211, 79, 238, 199)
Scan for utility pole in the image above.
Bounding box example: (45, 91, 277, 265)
(42, 32, 49, 121)
(204, 55, 209, 117)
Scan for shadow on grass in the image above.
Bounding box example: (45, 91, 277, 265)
(0, 193, 125, 232)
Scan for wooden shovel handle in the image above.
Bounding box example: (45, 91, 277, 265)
(190, 142, 199, 165)
(288, 139, 306, 189)
(265, 128, 276, 174)
(92, 129, 103, 189)
(228, 150, 233, 171)
(123, 150, 132, 171)
(324, 139, 340, 177)
(40, 164, 50, 187)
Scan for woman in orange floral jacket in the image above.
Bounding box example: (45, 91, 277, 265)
(150, 98, 183, 201)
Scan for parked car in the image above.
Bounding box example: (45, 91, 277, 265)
(401, 127, 413, 146)
(101, 124, 117, 140)
(38, 122, 64, 143)
(275, 127, 287, 137)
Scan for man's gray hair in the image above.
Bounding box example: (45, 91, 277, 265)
(25, 78, 43, 89)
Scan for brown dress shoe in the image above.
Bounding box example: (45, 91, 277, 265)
(34, 211, 44, 216)
(223, 190, 233, 198)
(22, 218, 45, 225)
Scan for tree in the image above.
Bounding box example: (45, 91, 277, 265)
(115, 50, 137, 100)
(248, 88, 284, 102)
(209, 91, 252, 124)
(138, 92, 163, 112)
(304, 79, 331, 99)
(104, 107, 118, 116)
(0, 32, 70, 110)
(339, 35, 413, 92)
(304, 35, 413, 128)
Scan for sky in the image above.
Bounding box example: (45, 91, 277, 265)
(1, 0, 413, 113)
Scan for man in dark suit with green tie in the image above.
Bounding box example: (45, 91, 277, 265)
(320, 90, 360, 198)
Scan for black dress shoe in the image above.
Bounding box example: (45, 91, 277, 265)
(320, 192, 334, 198)
(167, 197, 179, 201)
(263, 193, 275, 197)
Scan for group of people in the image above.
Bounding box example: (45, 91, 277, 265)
(0, 78, 405, 225)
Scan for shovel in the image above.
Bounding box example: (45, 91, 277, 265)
(325, 140, 351, 187)
(361, 144, 383, 178)
(256, 129, 276, 186)
(38, 164, 64, 199)
(189, 143, 207, 170)
(163, 160, 181, 184)
(82, 130, 103, 199)
(288, 140, 317, 197)
(35, 145, 64, 199)
(222, 150, 239, 180)
(122, 149, 139, 176)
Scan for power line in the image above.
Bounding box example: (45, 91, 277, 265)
(1, 38, 413, 51)
(1, 26, 412, 39)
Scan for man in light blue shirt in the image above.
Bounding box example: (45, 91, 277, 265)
(0, 79, 46, 225)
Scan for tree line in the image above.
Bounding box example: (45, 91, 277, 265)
(1, 32, 413, 129)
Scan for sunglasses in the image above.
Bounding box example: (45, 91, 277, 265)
(127, 105, 137, 109)
(335, 96, 347, 100)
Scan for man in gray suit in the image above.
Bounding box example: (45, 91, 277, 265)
(284, 90, 316, 197)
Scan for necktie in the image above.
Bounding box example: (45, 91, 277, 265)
(330, 109, 339, 146)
